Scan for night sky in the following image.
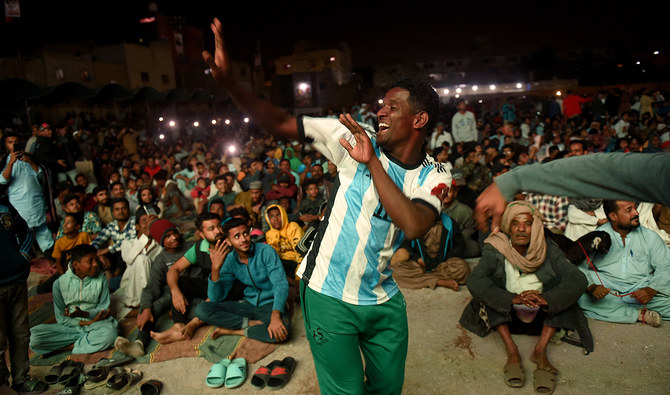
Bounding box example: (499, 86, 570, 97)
(1, 1, 666, 68)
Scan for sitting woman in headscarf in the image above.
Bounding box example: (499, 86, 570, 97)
(459, 201, 592, 394)
(136, 186, 161, 217)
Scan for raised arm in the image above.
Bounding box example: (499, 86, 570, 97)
(202, 17, 298, 140)
(474, 152, 670, 233)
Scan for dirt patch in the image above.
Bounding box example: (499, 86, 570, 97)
(453, 325, 474, 359)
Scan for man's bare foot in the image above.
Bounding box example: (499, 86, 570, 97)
(437, 279, 459, 291)
(211, 327, 243, 339)
(180, 318, 203, 339)
(505, 349, 522, 367)
(530, 349, 557, 374)
(150, 323, 187, 344)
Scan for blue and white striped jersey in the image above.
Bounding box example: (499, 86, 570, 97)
(296, 116, 452, 305)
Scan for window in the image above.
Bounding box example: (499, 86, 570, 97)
(141, 72, 149, 82)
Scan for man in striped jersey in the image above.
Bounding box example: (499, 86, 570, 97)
(204, 18, 451, 394)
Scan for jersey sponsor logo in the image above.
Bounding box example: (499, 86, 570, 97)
(430, 183, 448, 201)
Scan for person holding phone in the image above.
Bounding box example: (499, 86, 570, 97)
(1, 131, 54, 254)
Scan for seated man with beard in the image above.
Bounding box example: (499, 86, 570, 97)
(150, 213, 244, 344)
(578, 200, 670, 327)
(460, 201, 592, 394)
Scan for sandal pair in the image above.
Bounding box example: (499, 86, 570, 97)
(206, 357, 246, 389)
(251, 357, 296, 390)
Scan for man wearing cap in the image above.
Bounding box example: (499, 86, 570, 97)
(451, 99, 478, 143)
(459, 201, 592, 393)
(204, 21, 451, 394)
(231, 180, 269, 230)
(116, 210, 161, 308)
(114, 218, 192, 356)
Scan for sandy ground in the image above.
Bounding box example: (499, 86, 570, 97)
(23, 262, 670, 395)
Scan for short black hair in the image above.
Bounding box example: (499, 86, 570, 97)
(221, 217, 248, 237)
(569, 139, 588, 151)
(390, 76, 439, 131)
(153, 169, 168, 181)
(109, 197, 129, 209)
(196, 212, 221, 231)
(302, 178, 319, 189)
(110, 181, 124, 190)
(71, 244, 97, 263)
(93, 186, 107, 195)
(209, 198, 225, 210)
(213, 175, 226, 184)
(69, 185, 86, 195)
(227, 207, 250, 221)
(602, 200, 618, 220)
(64, 212, 84, 226)
(64, 193, 80, 206)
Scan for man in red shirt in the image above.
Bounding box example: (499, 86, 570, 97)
(562, 90, 591, 124)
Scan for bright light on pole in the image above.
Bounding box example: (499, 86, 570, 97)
(225, 119, 231, 125)
(472, 85, 478, 91)
(193, 121, 199, 127)
(243, 117, 250, 123)
(169, 120, 176, 127)
(516, 83, 523, 89)
(456, 88, 462, 94)
(443, 88, 449, 95)
(556, 90, 562, 96)
(211, 119, 217, 125)
(489, 85, 496, 91)
(158, 116, 164, 122)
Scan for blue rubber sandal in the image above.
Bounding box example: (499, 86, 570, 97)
(206, 358, 230, 388)
(224, 357, 247, 389)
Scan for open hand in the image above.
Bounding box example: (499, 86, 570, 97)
(338, 114, 374, 164)
(202, 18, 235, 87)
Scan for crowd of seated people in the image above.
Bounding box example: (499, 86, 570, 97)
(0, 87, 669, 392)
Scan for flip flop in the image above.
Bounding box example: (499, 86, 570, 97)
(267, 357, 296, 391)
(84, 367, 124, 390)
(251, 360, 280, 389)
(105, 368, 132, 391)
(10, 379, 49, 394)
(58, 362, 84, 385)
(533, 369, 556, 394)
(503, 363, 525, 388)
(206, 358, 230, 388)
(139, 379, 163, 395)
(93, 354, 135, 369)
(45, 360, 71, 384)
(224, 357, 247, 389)
(56, 370, 85, 395)
(113, 370, 142, 395)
